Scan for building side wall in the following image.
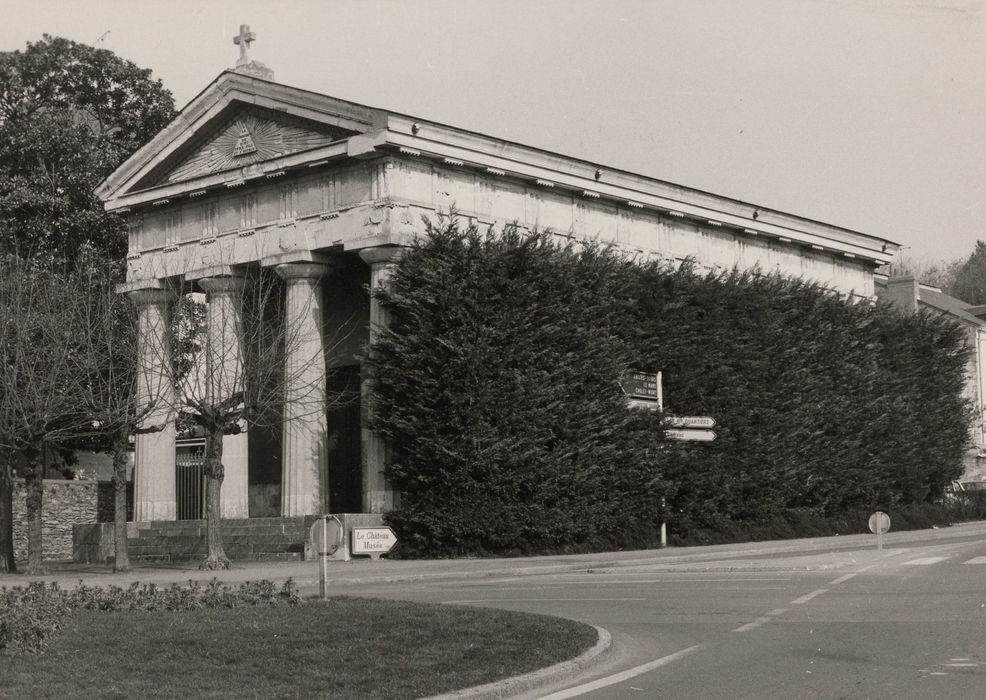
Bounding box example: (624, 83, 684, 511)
(966, 328, 986, 481)
(390, 159, 873, 297)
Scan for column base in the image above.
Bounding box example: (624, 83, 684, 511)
(362, 489, 397, 514)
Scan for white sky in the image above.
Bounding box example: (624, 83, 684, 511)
(2, 0, 984, 264)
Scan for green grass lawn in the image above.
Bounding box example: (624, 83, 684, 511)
(3, 596, 597, 699)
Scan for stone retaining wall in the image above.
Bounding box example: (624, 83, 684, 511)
(12, 479, 131, 563)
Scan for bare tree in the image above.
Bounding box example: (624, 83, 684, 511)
(70, 264, 172, 572)
(885, 252, 964, 293)
(159, 264, 340, 570)
(0, 256, 90, 574)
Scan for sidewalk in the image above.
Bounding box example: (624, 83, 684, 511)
(5, 520, 985, 592)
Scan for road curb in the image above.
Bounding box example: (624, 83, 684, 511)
(423, 625, 613, 700)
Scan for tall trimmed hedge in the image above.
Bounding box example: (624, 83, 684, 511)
(370, 218, 972, 556)
(633, 264, 972, 537)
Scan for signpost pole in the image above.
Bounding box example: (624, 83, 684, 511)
(868, 511, 890, 552)
(660, 497, 667, 548)
(320, 516, 328, 601)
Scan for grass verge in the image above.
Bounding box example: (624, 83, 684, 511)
(4, 596, 597, 699)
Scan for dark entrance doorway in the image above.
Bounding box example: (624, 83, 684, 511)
(326, 365, 362, 513)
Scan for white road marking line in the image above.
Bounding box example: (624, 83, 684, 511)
(581, 575, 795, 580)
(903, 557, 949, 566)
(945, 663, 979, 667)
(734, 617, 772, 632)
(963, 556, 986, 564)
(457, 583, 790, 593)
(950, 658, 971, 661)
(930, 672, 949, 676)
(446, 598, 648, 604)
(766, 608, 788, 616)
(488, 578, 793, 585)
(538, 644, 705, 700)
(791, 589, 828, 605)
(829, 573, 856, 585)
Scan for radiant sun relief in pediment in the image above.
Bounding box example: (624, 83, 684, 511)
(163, 110, 348, 185)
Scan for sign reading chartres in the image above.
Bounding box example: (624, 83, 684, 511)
(664, 428, 717, 442)
(352, 526, 398, 558)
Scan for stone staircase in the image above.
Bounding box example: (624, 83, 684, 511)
(74, 513, 387, 564)
(125, 517, 313, 562)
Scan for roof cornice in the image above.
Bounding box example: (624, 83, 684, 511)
(97, 73, 900, 265)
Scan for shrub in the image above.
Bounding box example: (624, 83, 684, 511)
(370, 217, 973, 556)
(0, 578, 300, 655)
(0, 583, 71, 654)
(372, 217, 669, 556)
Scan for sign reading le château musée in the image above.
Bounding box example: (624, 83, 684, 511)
(352, 526, 398, 556)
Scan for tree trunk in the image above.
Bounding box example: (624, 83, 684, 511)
(24, 444, 45, 575)
(200, 427, 230, 570)
(0, 451, 16, 574)
(112, 429, 130, 573)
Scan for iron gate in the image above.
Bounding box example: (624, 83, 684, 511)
(176, 441, 205, 520)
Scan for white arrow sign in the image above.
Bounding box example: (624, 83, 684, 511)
(664, 428, 717, 442)
(662, 415, 717, 429)
(352, 526, 398, 557)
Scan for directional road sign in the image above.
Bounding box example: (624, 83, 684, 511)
(664, 428, 717, 442)
(352, 526, 398, 557)
(662, 415, 717, 429)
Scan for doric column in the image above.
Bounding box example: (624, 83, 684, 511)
(128, 288, 177, 522)
(197, 274, 249, 519)
(275, 262, 329, 516)
(359, 246, 404, 513)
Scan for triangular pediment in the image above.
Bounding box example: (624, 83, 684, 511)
(98, 72, 383, 205)
(148, 106, 355, 188)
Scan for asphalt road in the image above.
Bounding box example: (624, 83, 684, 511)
(355, 531, 986, 699)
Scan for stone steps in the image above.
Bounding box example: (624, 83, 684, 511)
(74, 513, 385, 564)
(125, 517, 313, 562)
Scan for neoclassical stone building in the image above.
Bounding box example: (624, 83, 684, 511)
(97, 45, 899, 524)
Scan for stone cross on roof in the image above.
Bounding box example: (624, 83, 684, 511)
(234, 24, 255, 66)
(230, 24, 274, 81)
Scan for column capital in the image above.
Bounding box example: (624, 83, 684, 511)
(275, 261, 331, 282)
(126, 287, 173, 308)
(197, 275, 247, 295)
(359, 246, 405, 266)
